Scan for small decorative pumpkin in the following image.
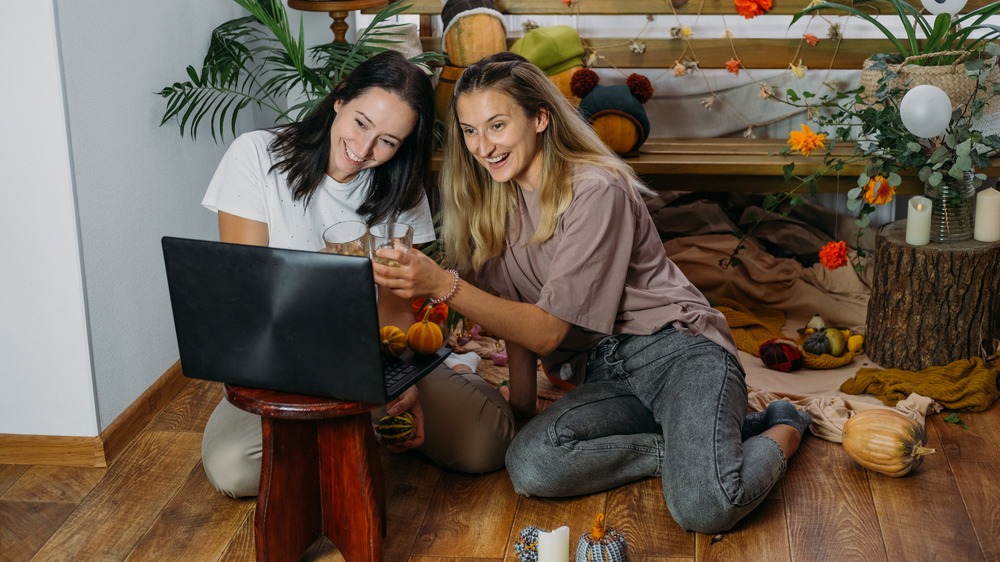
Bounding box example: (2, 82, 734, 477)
(803, 330, 832, 355)
(847, 333, 865, 353)
(841, 409, 937, 477)
(576, 513, 629, 562)
(375, 411, 416, 445)
(570, 68, 653, 158)
(758, 338, 803, 372)
(514, 525, 540, 562)
(407, 307, 444, 354)
(379, 325, 407, 357)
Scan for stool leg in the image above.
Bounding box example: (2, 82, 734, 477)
(257, 417, 322, 562)
(318, 413, 386, 562)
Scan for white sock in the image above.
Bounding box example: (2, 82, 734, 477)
(444, 351, 481, 372)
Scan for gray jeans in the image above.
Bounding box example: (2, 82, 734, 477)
(505, 325, 787, 534)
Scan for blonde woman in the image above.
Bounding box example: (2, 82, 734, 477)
(373, 52, 810, 534)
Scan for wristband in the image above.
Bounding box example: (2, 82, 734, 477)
(428, 269, 460, 305)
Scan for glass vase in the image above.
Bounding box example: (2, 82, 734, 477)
(924, 170, 975, 242)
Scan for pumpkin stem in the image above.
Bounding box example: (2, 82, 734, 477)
(912, 445, 937, 456)
(590, 513, 606, 540)
(421, 306, 433, 323)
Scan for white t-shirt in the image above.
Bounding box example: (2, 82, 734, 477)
(202, 129, 435, 251)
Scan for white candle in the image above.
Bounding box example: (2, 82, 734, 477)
(906, 196, 932, 246)
(537, 526, 569, 562)
(974, 187, 1000, 242)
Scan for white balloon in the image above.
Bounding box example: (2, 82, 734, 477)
(899, 85, 952, 138)
(921, 0, 967, 15)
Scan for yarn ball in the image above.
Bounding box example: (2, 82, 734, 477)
(570, 68, 600, 98)
(758, 338, 803, 372)
(375, 411, 416, 445)
(514, 526, 540, 562)
(625, 73, 654, 103)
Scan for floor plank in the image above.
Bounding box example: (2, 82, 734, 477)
(217, 507, 256, 562)
(782, 435, 887, 561)
(30, 430, 201, 561)
(931, 407, 1000, 462)
(868, 419, 982, 561)
(0, 464, 105, 503)
(125, 462, 254, 561)
(607, 477, 693, 558)
(0, 500, 77, 562)
(146, 378, 221, 434)
(412, 469, 519, 558)
(950, 461, 1000, 561)
(0, 464, 28, 496)
(695, 496, 789, 562)
(382, 451, 444, 560)
(505, 492, 608, 561)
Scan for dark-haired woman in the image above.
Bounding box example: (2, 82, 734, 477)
(200, 50, 515, 498)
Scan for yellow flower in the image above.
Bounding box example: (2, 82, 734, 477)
(680, 25, 693, 38)
(790, 60, 807, 79)
(787, 124, 826, 157)
(863, 175, 895, 205)
(724, 29, 734, 39)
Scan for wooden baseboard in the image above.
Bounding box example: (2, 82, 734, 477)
(0, 361, 188, 468)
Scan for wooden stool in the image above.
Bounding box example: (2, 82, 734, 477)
(224, 384, 386, 562)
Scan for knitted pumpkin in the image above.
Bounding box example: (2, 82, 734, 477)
(758, 338, 803, 372)
(375, 411, 416, 445)
(407, 307, 444, 354)
(576, 514, 629, 562)
(570, 68, 654, 157)
(514, 525, 540, 562)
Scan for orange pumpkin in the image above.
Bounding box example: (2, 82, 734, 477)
(444, 13, 507, 67)
(590, 112, 642, 157)
(380, 325, 407, 357)
(407, 308, 444, 355)
(435, 62, 464, 120)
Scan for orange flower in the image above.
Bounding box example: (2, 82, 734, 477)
(673, 61, 687, 77)
(411, 298, 449, 324)
(787, 124, 826, 157)
(726, 58, 742, 75)
(803, 33, 819, 46)
(863, 175, 895, 205)
(735, 0, 772, 18)
(819, 241, 848, 270)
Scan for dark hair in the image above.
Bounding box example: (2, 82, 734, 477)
(267, 50, 435, 225)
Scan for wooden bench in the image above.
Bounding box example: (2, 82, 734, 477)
(368, 0, 1000, 195)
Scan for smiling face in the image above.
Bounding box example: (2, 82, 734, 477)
(455, 89, 549, 191)
(327, 87, 418, 183)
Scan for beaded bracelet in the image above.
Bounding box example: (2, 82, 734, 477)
(428, 269, 460, 305)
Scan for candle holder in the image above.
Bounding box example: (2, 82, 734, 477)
(924, 170, 976, 242)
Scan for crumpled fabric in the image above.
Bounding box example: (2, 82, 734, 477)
(840, 356, 1000, 412)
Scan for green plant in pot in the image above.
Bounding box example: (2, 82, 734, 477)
(157, 0, 443, 142)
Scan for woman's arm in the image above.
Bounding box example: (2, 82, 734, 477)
(372, 249, 570, 357)
(504, 341, 539, 418)
(219, 210, 268, 246)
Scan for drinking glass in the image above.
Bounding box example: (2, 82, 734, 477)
(322, 220, 371, 257)
(369, 222, 413, 267)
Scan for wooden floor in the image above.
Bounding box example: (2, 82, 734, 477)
(2, 376, 998, 561)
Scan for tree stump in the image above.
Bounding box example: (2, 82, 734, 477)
(865, 221, 1000, 371)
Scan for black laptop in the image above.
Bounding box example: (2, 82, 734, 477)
(161, 236, 449, 404)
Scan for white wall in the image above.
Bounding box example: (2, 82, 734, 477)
(0, 0, 357, 438)
(0, 2, 97, 436)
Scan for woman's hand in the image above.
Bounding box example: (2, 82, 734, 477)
(372, 247, 454, 302)
(380, 385, 425, 453)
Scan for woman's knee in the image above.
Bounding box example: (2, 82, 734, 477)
(505, 426, 565, 497)
(201, 438, 260, 498)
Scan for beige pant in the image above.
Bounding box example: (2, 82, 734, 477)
(201, 366, 516, 498)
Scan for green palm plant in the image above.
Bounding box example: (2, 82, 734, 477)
(157, 0, 443, 142)
(792, 0, 1000, 65)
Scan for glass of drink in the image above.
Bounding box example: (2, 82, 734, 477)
(369, 222, 413, 266)
(322, 220, 371, 257)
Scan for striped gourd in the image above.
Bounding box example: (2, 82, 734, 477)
(375, 411, 416, 445)
(380, 325, 407, 357)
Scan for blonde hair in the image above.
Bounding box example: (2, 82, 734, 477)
(440, 52, 652, 276)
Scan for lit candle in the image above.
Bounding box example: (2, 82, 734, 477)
(974, 187, 1000, 242)
(906, 196, 932, 246)
(537, 526, 569, 562)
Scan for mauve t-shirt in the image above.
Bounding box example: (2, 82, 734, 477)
(476, 166, 739, 385)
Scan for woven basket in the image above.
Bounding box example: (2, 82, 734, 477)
(857, 53, 1000, 135)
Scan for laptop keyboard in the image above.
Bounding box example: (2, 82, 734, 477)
(383, 361, 418, 391)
